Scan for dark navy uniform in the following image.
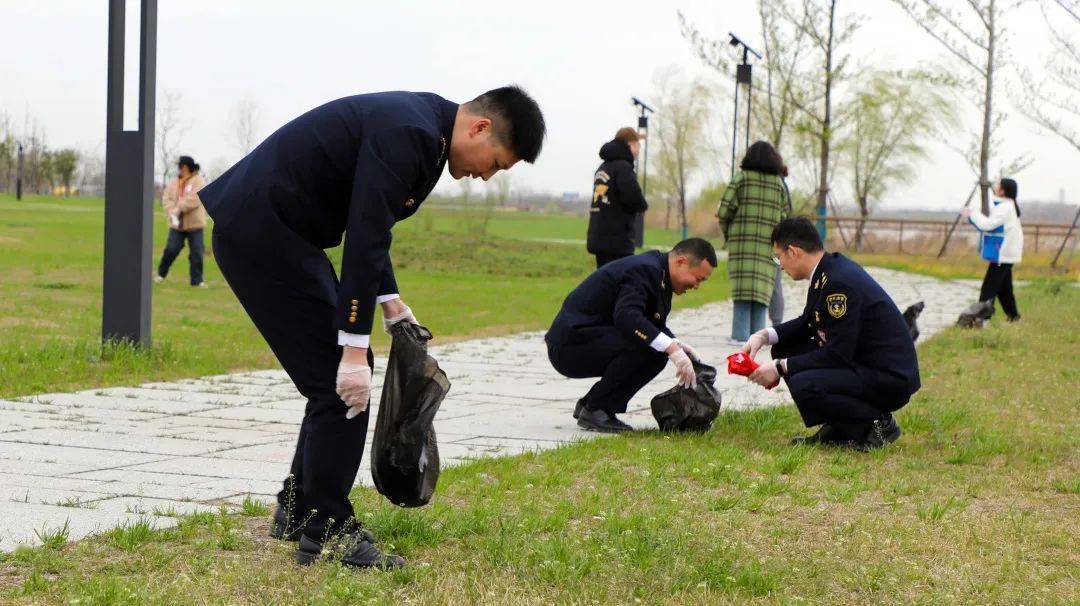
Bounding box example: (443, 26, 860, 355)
(587, 139, 647, 267)
(545, 251, 672, 414)
(199, 91, 456, 539)
(771, 253, 920, 434)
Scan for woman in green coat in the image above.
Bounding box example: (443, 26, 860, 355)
(717, 141, 790, 344)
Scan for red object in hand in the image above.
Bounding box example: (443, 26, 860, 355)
(726, 352, 759, 376)
(726, 352, 778, 389)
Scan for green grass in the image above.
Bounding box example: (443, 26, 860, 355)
(0, 194, 725, 398)
(850, 251, 1079, 281)
(1, 282, 1076, 604)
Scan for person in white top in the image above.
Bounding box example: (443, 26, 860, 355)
(963, 178, 1023, 321)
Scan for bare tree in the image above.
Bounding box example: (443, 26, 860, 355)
(891, 0, 1026, 214)
(491, 172, 512, 206)
(156, 89, 188, 193)
(679, 0, 811, 153)
(231, 98, 260, 157)
(649, 68, 715, 236)
(776, 0, 861, 231)
(845, 71, 957, 248)
(1016, 0, 1080, 153)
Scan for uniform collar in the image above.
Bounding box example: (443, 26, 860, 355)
(809, 252, 837, 289)
(435, 97, 458, 163)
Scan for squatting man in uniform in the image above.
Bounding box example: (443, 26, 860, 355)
(741, 218, 920, 450)
(546, 239, 718, 433)
(198, 86, 546, 569)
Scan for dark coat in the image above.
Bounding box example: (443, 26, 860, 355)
(546, 251, 673, 350)
(199, 92, 457, 335)
(775, 253, 920, 393)
(587, 139, 647, 256)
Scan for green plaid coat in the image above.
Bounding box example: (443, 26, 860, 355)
(717, 170, 791, 306)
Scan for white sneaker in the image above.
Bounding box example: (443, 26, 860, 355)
(154, 275, 164, 283)
(725, 338, 744, 348)
(193, 282, 207, 288)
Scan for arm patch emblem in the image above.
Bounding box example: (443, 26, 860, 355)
(826, 293, 848, 318)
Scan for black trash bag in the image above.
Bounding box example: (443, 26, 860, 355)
(650, 360, 722, 432)
(955, 299, 995, 329)
(903, 301, 925, 342)
(370, 322, 451, 507)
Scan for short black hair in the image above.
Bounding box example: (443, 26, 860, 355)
(771, 217, 823, 252)
(671, 238, 718, 267)
(465, 85, 546, 163)
(177, 155, 199, 172)
(740, 140, 783, 176)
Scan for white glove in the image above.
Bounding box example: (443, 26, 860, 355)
(743, 329, 770, 360)
(168, 211, 180, 229)
(678, 341, 701, 362)
(668, 345, 697, 389)
(336, 362, 372, 419)
(382, 305, 418, 334)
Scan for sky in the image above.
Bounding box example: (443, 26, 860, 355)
(1, 0, 1076, 210)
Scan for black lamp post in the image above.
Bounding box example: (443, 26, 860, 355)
(102, 0, 157, 347)
(727, 33, 761, 180)
(631, 96, 654, 246)
(15, 142, 23, 201)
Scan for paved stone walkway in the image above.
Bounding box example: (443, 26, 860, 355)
(0, 268, 977, 550)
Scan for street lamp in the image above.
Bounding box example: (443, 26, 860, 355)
(728, 33, 761, 180)
(631, 96, 654, 246)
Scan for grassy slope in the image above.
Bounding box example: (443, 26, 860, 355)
(1, 282, 1076, 604)
(0, 195, 726, 398)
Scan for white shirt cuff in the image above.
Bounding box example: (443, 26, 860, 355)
(650, 333, 675, 353)
(376, 293, 401, 304)
(766, 327, 779, 344)
(338, 331, 370, 348)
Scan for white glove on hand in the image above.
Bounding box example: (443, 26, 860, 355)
(382, 305, 418, 334)
(668, 346, 697, 389)
(743, 330, 770, 360)
(678, 341, 701, 362)
(336, 362, 372, 419)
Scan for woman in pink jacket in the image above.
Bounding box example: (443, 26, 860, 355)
(155, 155, 208, 286)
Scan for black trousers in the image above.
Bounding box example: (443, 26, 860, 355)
(979, 263, 1019, 319)
(212, 222, 371, 540)
(546, 326, 667, 414)
(157, 228, 204, 285)
(594, 251, 631, 269)
(772, 342, 911, 438)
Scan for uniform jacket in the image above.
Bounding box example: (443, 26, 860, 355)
(547, 251, 673, 350)
(587, 139, 647, 256)
(717, 170, 790, 306)
(969, 198, 1023, 264)
(162, 173, 207, 232)
(775, 253, 920, 392)
(198, 92, 457, 335)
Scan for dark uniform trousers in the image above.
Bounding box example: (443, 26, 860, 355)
(547, 327, 667, 415)
(772, 342, 910, 439)
(213, 220, 370, 540)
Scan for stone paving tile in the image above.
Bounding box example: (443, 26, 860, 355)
(0, 268, 978, 550)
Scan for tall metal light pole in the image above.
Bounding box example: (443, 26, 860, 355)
(632, 96, 654, 246)
(102, 0, 157, 346)
(728, 33, 761, 181)
(15, 142, 23, 201)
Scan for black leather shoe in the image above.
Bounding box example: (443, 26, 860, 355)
(269, 505, 303, 541)
(838, 416, 902, 452)
(296, 533, 405, 570)
(577, 408, 634, 433)
(790, 424, 837, 445)
(572, 397, 586, 420)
